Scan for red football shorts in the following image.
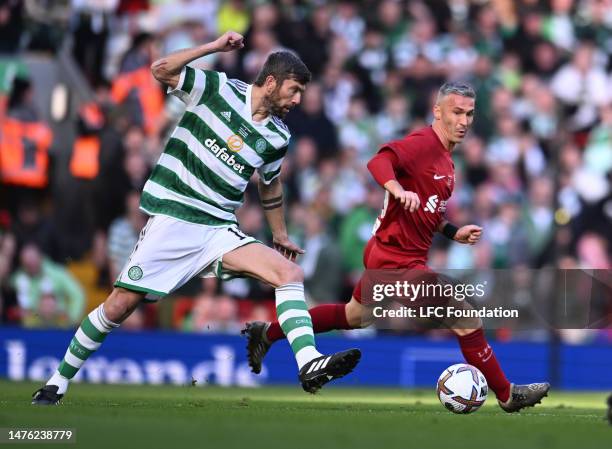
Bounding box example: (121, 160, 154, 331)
(352, 238, 430, 303)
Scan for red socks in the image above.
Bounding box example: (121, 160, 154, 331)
(458, 328, 511, 402)
(266, 304, 352, 342)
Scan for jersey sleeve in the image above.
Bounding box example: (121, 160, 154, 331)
(257, 146, 287, 185)
(167, 67, 225, 107)
(367, 148, 399, 186)
(377, 139, 417, 175)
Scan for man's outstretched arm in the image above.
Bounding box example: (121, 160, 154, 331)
(150, 31, 244, 88)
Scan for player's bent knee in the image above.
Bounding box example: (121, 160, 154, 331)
(103, 288, 144, 323)
(276, 261, 304, 286)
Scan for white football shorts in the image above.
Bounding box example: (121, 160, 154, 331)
(114, 214, 257, 298)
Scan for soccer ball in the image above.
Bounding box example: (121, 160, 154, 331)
(436, 363, 488, 414)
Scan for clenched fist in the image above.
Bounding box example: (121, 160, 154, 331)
(214, 31, 244, 52)
(454, 225, 482, 245)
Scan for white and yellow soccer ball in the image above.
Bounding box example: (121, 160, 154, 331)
(436, 363, 488, 414)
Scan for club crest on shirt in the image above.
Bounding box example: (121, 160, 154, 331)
(128, 266, 143, 281)
(255, 138, 267, 153)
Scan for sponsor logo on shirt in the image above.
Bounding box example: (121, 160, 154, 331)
(424, 194, 447, 213)
(204, 138, 246, 174)
(226, 134, 243, 152)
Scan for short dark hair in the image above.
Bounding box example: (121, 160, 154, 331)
(254, 51, 312, 87)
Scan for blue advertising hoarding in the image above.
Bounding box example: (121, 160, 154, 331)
(1, 327, 611, 390)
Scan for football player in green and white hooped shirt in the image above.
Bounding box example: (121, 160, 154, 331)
(32, 31, 361, 405)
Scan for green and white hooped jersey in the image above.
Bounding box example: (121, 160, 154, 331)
(141, 66, 291, 226)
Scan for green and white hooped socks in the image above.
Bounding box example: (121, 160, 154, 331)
(275, 283, 322, 369)
(47, 304, 119, 394)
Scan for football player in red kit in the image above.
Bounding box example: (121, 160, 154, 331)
(243, 82, 549, 411)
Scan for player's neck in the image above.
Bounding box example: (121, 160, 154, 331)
(431, 122, 456, 153)
(250, 85, 270, 122)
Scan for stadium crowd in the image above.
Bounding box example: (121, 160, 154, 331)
(0, 0, 610, 340)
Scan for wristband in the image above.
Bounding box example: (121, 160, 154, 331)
(442, 223, 459, 240)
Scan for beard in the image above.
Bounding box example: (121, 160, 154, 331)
(263, 88, 289, 118)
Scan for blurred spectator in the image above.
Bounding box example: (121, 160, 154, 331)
(242, 28, 282, 81)
(280, 4, 333, 79)
(583, 104, 612, 175)
(111, 33, 164, 136)
(338, 97, 378, 162)
(10, 199, 60, 262)
(107, 190, 146, 281)
(339, 185, 383, 280)
(71, 0, 113, 86)
(321, 63, 355, 125)
(461, 136, 489, 188)
(155, 0, 218, 37)
(0, 0, 24, 53)
(378, 0, 408, 49)
(182, 293, 241, 334)
(530, 41, 561, 81)
(0, 233, 18, 323)
(576, 233, 611, 268)
(393, 16, 443, 71)
(522, 177, 555, 265)
(330, 0, 365, 56)
(543, 0, 576, 51)
(285, 82, 338, 160)
(375, 95, 410, 142)
(347, 25, 387, 111)
(218, 0, 248, 35)
(22, 286, 68, 329)
(504, 10, 545, 73)
(487, 199, 530, 268)
(298, 209, 343, 304)
(550, 41, 610, 131)
(2, 76, 53, 213)
(11, 243, 85, 327)
(402, 54, 443, 119)
(445, 31, 478, 80)
(292, 137, 320, 204)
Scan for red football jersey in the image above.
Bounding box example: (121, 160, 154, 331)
(371, 126, 455, 260)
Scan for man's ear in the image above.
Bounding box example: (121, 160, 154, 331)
(433, 103, 442, 120)
(265, 75, 278, 94)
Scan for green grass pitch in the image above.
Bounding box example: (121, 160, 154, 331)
(0, 381, 609, 449)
